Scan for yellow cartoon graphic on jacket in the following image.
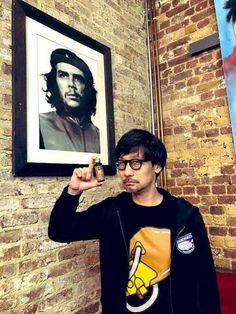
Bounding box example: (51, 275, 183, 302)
(126, 227, 170, 312)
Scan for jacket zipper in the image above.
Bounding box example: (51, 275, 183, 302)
(116, 210, 129, 259)
(170, 225, 185, 314)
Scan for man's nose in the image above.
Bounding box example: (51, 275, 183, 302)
(124, 163, 134, 176)
(68, 75, 76, 87)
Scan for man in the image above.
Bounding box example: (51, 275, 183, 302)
(48, 129, 220, 314)
(40, 48, 100, 153)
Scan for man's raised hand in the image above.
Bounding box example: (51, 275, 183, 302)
(68, 157, 104, 195)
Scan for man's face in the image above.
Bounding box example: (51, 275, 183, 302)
(118, 148, 161, 195)
(56, 62, 85, 108)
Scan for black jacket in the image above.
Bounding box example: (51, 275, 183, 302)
(48, 187, 221, 314)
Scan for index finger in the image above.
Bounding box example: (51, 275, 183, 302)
(87, 156, 97, 173)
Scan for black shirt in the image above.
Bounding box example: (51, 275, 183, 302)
(122, 196, 173, 314)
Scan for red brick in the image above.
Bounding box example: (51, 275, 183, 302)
(171, 168, 183, 177)
(2, 63, 12, 75)
(189, 159, 204, 168)
(0, 264, 17, 279)
(158, 30, 165, 40)
(0, 229, 22, 243)
(218, 195, 236, 204)
(192, 130, 205, 138)
(76, 302, 99, 314)
(227, 217, 236, 226)
(197, 186, 210, 195)
(215, 68, 224, 78)
(167, 178, 176, 187)
(186, 141, 200, 149)
(229, 228, 236, 236)
(227, 185, 236, 194)
(164, 127, 173, 135)
(175, 70, 193, 82)
(159, 62, 167, 71)
(205, 128, 219, 137)
(223, 248, 236, 258)
(168, 53, 190, 67)
(174, 64, 185, 74)
(183, 186, 195, 194)
(169, 187, 182, 195)
(176, 177, 200, 186)
(174, 46, 186, 57)
(197, 18, 209, 29)
(209, 227, 227, 236)
(187, 76, 200, 86)
(0, 296, 17, 311)
(196, 1, 208, 11)
(220, 165, 235, 174)
(215, 89, 226, 98)
(212, 175, 231, 184)
(38, 289, 73, 311)
(199, 52, 212, 63)
(210, 206, 224, 215)
(160, 2, 171, 14)
(191, 0, 203, 5)
(162, 69, 173, 78)
(48, 261, 75, 278)
(58, 244, 87, 260)
(212, 185, 226, 194)
(2, 245, 20, 261)
(160, 20, 170, 30)
(175, 82, 186, 90)
(166, 3, 189, 18)
(184, 7, 194, 17)
(201, 72, 214, 82)
(191, 7, 214, 22)
(200, 91, 214, 101)
(220, 126, 232, 134)
(174, 126, 185, 134)
(232, 175, 236, 184)
(185, 196, 200, 205)
(200, 205, 209, 214)
(186, 59, 198, 69)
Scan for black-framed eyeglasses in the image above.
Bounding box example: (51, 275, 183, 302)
(116, 159, 148, 171)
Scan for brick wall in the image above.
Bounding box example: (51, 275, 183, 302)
(155, 0, 236, 270)
(0, 0, 150, 313)
(1, 0, 235, 312)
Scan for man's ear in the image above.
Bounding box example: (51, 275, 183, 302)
(154, 164, 162, 175)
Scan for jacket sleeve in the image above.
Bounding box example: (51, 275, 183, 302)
(194, 212, 221, 314)
(48, 186, 111, 243)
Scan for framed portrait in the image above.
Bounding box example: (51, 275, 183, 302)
(214, 0, 236, 152)
(12, 0, 116, 176)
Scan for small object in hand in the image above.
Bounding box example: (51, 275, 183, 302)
(94, 158, 105, 182)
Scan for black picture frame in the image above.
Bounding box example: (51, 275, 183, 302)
(12, 0, 116, 176)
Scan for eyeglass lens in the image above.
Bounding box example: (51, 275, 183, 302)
(117, 159, 145, 170)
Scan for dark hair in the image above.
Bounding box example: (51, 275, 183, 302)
(115, 128, 167, 170)
(43, 49, 97, 119)
(225, 0, 236, 23)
